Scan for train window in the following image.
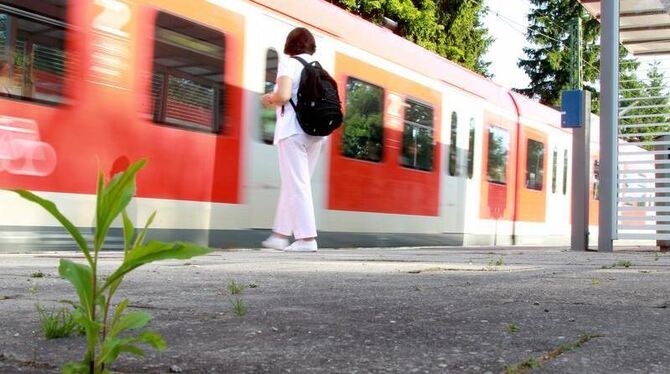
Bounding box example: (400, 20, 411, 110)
(342, 77, 384, 162)
(487, 126, 509, 184)
(448, 112, 458, 176)
(593, 159, 600, 200)
(525, 139, 544, 191)
(0, 0, 69, 105)
(562, 150, 568, 195)
(150, 12, 225, 133)
(401, 98, 434, 171)
(261, 48, 278, 144)
(551, 148, 558, 193)
(467, 118, 475, 179)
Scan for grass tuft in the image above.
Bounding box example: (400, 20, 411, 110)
(36, 304, 78, 339)
(31, 271, 45, 278)
(228, 280, 244, 295)
(506, 323, 519, 333)
(231, 298, 247, 317)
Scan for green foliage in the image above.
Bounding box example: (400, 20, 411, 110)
(9, 160, 211, 374)
(342, 78, 384, 161)
(327, 0, 492, 75)
(438, 0, 493, 75)
(619, 61, 670, 148)
(31, 271, 45, 278)
(37, 304, 79, 339)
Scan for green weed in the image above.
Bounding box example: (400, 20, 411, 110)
(10, 160, 211, 374)
(617, 260, 633, 268)
(31, 271, 45, 278)
(602, 260, 633, 269)
(504, 333, 601, 374)
(506, 323, 519, 333)
(488, 256, 504, 267)
(504, 357, 540, 374)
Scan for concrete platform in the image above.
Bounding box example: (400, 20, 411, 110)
(0, 246, 669, 373)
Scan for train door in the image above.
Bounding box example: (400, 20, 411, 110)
(243, 13, 334, 229)
(545, 132, 571, 244)
(440, 91, 470, 236)
(243, 14, 294, 228)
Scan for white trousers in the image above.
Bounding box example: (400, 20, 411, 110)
(273, 134, 324, 239)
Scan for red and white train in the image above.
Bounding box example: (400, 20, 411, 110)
(0, 0, 605, 249)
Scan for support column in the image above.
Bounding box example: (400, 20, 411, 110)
(599, 0, 619, 252)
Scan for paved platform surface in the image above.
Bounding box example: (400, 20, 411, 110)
(0, 246, 669, 373)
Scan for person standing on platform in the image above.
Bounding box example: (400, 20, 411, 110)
(260, 27, 326, 252)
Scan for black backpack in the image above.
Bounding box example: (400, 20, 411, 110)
(287, 56, 343, 136)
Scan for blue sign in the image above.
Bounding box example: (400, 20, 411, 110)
(561, 90, 584, 128)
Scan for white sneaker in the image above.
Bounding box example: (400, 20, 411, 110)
(284, 239, 318, 252)
(261, 235, 289, 250)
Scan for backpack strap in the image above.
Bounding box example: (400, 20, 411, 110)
(286, 56, 311, 113)
(291, 55, 309, 67)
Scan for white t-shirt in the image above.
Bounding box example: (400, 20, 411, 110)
(273, 53, 316, 145)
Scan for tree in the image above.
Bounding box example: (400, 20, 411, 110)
(519, 0, 668, 148)
(435, 0, 493, 76)
(326, 0, 492, 76)
(517, 0, 601, 107)
(517, 0, 644, 113)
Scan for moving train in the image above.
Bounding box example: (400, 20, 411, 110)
(0, 0, 606, 249)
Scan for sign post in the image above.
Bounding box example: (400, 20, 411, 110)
(562, 90, 591, 251)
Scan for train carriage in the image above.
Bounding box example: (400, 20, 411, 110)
(0, 0, 599, 249)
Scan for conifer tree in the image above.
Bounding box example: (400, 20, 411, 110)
(619, 61, 669, 147)
(517, 0, 643, 112)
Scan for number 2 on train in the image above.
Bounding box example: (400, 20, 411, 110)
(93, 0, 132, 38)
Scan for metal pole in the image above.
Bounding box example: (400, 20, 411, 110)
(571, 91, 590, 252)
(599, 0, 619, 252)
(570, 17, 583, 90)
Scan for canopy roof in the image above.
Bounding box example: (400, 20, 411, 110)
(579, 0, 670, 55)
